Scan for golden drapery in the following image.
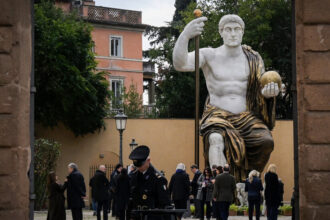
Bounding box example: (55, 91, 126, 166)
(200, 45, 276, 181)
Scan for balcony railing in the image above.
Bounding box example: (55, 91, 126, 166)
(106, 105, 158, 118)
(83, 5, 142, 24)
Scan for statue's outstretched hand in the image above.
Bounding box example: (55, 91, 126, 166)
(182, 17, 208, 39)
(261, 82, 280, 98)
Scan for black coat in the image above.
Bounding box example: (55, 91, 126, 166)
(67, 170, 86, 209)
(213, 172, 236, 202)
(169, 170, 190, 201)
(89, 170, 110, 202)
(129, 165, 171, 210)
(115, 173, 130, 211)
(245, 176, 263, 198)
(47, 182, 66, 220)
(191, 170, 201, 197)
(265, 172, 280, 207)
(110, 170, 120, 193)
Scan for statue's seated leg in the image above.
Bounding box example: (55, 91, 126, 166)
(209, 132, 227, 167)
(245, 128, 274, 171)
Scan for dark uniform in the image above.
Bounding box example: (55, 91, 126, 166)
(128, 145, 171, 220)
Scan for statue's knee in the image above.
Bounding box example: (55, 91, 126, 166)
(209, 133, 223, 145)
(263, 135, 274, 153)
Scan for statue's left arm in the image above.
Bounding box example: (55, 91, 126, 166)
(260, 55, 281, 98)
(257, 53, 280, 129)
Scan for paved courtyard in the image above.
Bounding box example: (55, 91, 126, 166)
(34, 210, 292, 220)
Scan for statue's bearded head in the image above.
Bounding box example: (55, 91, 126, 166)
(218, 14, 245, 47)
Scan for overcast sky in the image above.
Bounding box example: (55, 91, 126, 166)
(94, 0, 176, 50)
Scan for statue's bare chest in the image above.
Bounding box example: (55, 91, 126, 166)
(206, 53, 250, 82)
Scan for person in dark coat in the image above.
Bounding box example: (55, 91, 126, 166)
(66, 163, 86, 220)
(169, 163, 190, 219)
(212, 164, 236, 220)
(190, 164, 202, 218)
(265, 164, 280, 220)
(47, 171, 67, 220)
(128, 145, 171, 220)
(109, 163, 122, 217)
(115, 168, 130, 220)
(278, 179, 284, 206)
(90, 165, 110, 220)
(212, 166, 223, 220)
(245, 170, 263, 220)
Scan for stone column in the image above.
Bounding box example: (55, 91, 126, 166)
(0, 0, 32, 219)
(296, 0, 330, 219)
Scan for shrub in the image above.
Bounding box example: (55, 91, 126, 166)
(34, 138, 61, 210)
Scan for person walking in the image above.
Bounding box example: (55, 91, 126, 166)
(245, 170, 263, 220)
(109, 163, 123, 217)
(169, 163, 190, 219)
(66, 163, 86, 220)
(212, 166, 223, 220)
(212, 164, 236, 220)
(265, 164, 281, 220)
(90, 165, 110, 220)
(197, 167, 214, 220)
(46, 172, 66, 220)
(115, 168, 130, 220)
(190, 164, 202, 218)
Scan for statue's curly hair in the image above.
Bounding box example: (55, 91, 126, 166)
(218, 14, 245, 33)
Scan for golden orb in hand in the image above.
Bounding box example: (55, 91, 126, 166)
(260, 71, 282, 88)
(193, 9, 203, 18)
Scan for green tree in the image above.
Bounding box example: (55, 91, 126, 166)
(108, 83, 143, 118)
(145, 0, 292, 119)
(34, 138, 61, 210)
(35, 1, 110, 136)
(123, 83, 143, 118)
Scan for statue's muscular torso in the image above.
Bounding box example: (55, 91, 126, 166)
(201, 46, 250, 114)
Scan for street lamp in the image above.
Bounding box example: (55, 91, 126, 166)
(114, 110, 127, 164)
(129, 139, 138, 151)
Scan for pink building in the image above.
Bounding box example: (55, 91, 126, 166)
(56, 0, 154, 112)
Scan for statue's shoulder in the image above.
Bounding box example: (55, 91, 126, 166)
(200, 46, 216, 55)
(242, 44, 260, 57)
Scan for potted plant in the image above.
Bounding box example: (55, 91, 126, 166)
(190, 204, 195, 216)
(229, 204, 238, 216)
(240, 206, 249, 216)
(280, 205, 292, 216)
(237, 206, 246, 216)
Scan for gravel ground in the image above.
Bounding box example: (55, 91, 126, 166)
(34, 210, 292, 220)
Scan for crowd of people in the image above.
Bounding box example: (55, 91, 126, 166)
(46, 149, 284, 220)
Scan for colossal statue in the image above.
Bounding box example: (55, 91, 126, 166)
(173, 14, 281, 180)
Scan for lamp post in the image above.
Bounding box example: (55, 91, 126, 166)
(114, 110, 127, 165)
(129, 139, 138, 151)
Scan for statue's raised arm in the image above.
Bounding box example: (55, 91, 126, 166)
(173, 17, 208, 72)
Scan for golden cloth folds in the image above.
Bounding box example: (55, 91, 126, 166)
(200, 105, 274, 181)
(200, 45, 276, 181)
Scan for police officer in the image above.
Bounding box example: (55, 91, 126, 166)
(128, 145, 171, 219)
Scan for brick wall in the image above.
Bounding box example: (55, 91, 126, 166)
(0, 0, 32, 219)
(296, 0, 330, 219)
